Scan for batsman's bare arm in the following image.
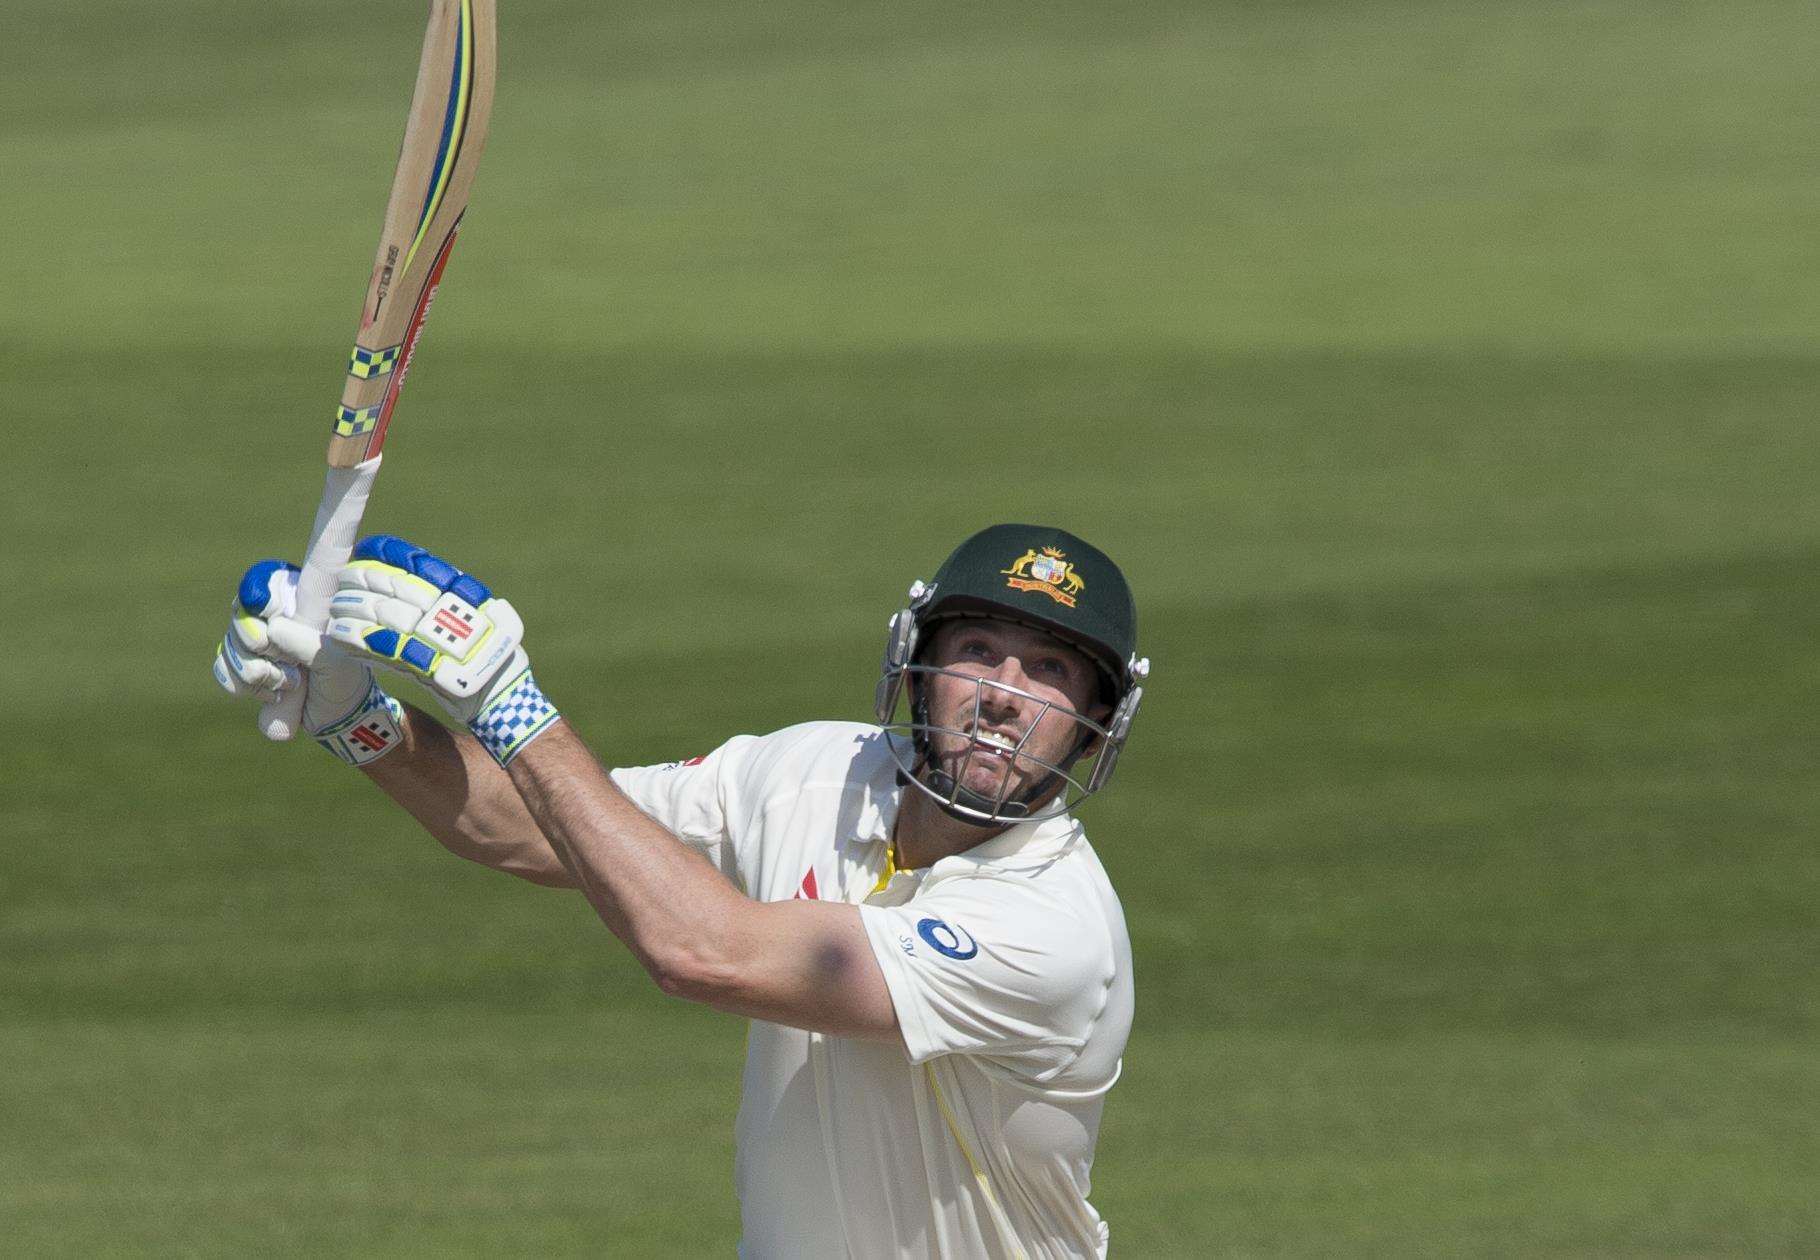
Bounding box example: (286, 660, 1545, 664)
(360, 701, 579, 888)
(237, 635, 882, 1027)
(310, 538, 898, 1040)
(361, 709, 897, 1038)
(367, 710, 902, 1041)
(497, 722, 901, 1042)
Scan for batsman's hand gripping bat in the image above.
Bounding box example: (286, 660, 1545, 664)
(260, 0, 497, 741)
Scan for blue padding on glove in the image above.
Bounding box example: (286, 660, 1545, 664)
(363, 626, 402, 658)
(412, 552, 461, 591)
(400, 637, 437, 672)
(449, 572, 491, 605)
(354, 534, 423, 571)
(238, 559, 299, 616)
(354, 534, 490, 602)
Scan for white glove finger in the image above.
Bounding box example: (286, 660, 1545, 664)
(254, 657, 299, 694)
(340, 560, 442, 612)
(213, 644, 250, 696)
(329, 587, 426, 637)
(217, 633, 276, 695)
(380, 594, 432, 633)
(265, 615, 327, 668)
(214, 639, 297, 697)
(228, 607, 272, 656)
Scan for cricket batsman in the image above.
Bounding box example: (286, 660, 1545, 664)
(214, 522, 1149, 1258)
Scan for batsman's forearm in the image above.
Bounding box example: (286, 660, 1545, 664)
(364, 702, 578, 888)
(502, 722, 750, 980)
(501, 722, 900, 1040)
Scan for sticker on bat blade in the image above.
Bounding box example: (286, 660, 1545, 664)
(348, 343, 402, 380)
(334, 404, 382, 437)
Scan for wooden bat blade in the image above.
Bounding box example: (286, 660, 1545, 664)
(328, 0, 497, 470)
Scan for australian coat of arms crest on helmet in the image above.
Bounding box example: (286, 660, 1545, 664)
(1001, 546, 1085, 608)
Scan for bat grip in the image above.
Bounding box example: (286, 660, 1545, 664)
(258, 455, 384, 741)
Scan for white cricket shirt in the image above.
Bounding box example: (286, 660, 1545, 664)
(610, 721, 1134, 1260)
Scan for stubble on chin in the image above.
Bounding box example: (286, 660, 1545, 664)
(927, 736, 1023, 800)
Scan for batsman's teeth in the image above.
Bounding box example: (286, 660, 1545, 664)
(969, 729, 1020, 754)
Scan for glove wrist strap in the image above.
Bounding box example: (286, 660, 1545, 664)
(468, 668, 560, 766)
(313, 679, 406, 766)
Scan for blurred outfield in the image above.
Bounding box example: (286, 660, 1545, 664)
(3, 0, 1817, 1253)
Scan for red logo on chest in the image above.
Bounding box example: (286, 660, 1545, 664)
(793, 867, 820, 900)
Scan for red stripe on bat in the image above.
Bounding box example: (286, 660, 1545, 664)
(362, 217, 462, 460)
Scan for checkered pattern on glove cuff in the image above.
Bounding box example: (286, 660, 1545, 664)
(313, 680, 406, 766)
(468, 668, 559, 766)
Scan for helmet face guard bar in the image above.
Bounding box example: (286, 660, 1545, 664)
(878, 663, 1131, 827)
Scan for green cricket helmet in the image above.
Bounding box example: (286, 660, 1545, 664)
(874, 524, 1150, 827)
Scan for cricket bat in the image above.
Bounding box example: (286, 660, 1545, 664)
(260, 0, 497, 740)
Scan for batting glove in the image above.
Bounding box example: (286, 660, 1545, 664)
(326, 535, 560, 765)
(213, 559, 406, 765)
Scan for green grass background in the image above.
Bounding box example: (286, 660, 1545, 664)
(3, 0, 1816, 1253)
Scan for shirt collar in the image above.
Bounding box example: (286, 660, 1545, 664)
(849, 746, 902, 845)
(930, 811, 1084, 875)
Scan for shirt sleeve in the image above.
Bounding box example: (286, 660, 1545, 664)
(609, 734, 761, 889)
(858, 875, 1113, 1079)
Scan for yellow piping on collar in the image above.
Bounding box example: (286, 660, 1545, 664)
(870, 840, 899, 896)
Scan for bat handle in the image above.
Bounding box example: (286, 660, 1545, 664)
(258, 456, 384, 741)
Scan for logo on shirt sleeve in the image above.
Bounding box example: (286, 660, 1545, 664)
(916, 917, 979, 960)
